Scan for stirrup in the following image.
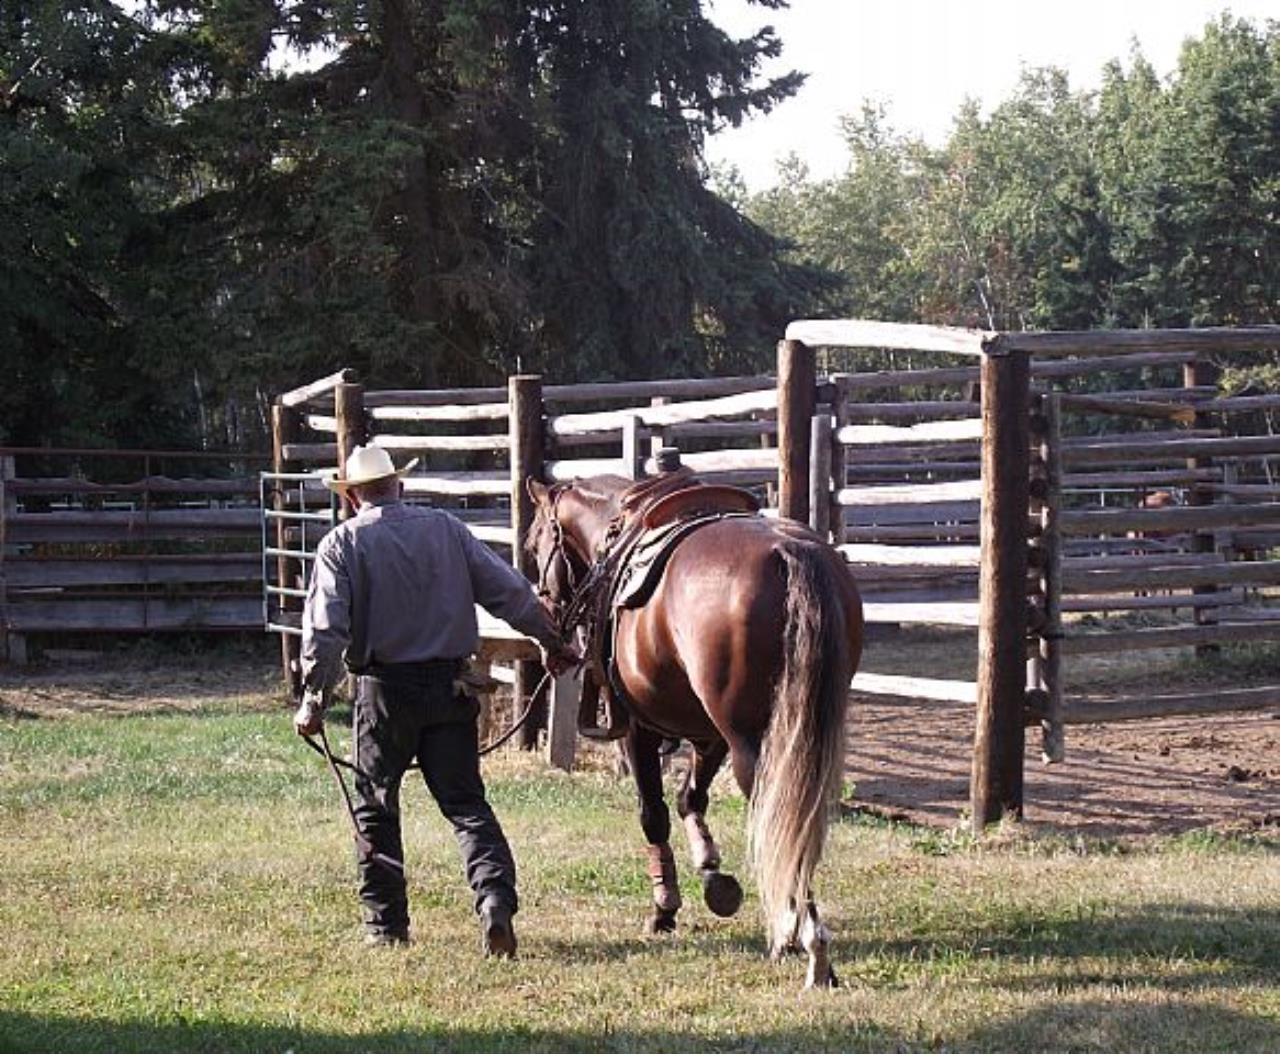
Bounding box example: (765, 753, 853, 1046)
(578, 719, 629, 741)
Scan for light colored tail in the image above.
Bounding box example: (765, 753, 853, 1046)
(747, 542, 853, 951)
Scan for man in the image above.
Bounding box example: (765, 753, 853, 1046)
(295, 445, 577, 956)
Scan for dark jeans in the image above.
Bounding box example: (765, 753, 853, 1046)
(351, 661, 517, 936)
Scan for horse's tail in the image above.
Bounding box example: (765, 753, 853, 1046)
(747, 540, 855, 952)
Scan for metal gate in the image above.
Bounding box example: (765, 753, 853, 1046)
(258, 470, 338, 637)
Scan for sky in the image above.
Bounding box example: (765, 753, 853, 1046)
(704, 0, 1278, 191)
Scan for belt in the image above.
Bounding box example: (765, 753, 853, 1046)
(357, 657, 463, 677)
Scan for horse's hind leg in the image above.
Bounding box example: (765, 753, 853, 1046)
(799, 897, 838, 990)
(626, 725, 681, 934)
(677, 740, 743, 918)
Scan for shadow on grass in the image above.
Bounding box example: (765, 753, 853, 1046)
(1, 1002, 1277, 1054)
(837, 901, 1280, 994)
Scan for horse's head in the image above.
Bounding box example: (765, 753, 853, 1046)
(525, 479, 586, 620)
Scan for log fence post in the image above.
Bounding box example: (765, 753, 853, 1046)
(621, 415, 644, 480)
(334, 380, 368, 521)
(808, 413, 832, 538)
(1185, 356, 1220, 655)
(778, 339, 816, 524)
(829, 374, 852, 546)
(971, 342, 1031, 832)
(1029, 393, 1064, 764)
(509, 375, 554, 756)
(0, 453, 24, 665)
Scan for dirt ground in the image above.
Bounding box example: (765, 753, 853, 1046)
(2, 634, 1278, 839)
(848, 625, 1280, 837)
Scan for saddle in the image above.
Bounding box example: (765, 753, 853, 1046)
(577, 472, 760, 740)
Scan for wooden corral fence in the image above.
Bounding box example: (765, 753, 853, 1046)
(266, 368, 781, 769)
(787, 320, 1280, 833)
(0, 447, 268, 663)
(269, 321, 1280, 828)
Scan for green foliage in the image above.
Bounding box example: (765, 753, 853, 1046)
(747, 14, 1279, 377)
(3, 0, 825, 450)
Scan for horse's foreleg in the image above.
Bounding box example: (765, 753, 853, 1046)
(677, 740, 743, 918)
(627, 725, 681, 934)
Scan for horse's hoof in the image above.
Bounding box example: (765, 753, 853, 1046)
(804, 965, 839, 990)
(700, 871, 744, 918)
(646, 911, 678, 935)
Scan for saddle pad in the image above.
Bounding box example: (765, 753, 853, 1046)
(614, 512, 753, 610)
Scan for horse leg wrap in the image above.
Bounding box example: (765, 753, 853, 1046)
(646, 843, 682, 913)
(682, 813, 721, 872)
(801, 902, 838, 990)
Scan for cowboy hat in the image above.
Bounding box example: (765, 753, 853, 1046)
(323, 445, 419, 492)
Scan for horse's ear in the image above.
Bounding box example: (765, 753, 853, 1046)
(526, 477, 551, 506)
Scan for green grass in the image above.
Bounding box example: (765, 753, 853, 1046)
(1, 701, 1279, 1053)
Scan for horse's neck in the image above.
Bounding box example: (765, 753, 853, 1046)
(563, 487, 624, 559)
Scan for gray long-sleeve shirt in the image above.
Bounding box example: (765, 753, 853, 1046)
(300, 499, 559, 695)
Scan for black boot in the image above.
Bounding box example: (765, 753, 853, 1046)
(481, 901, 517, 959)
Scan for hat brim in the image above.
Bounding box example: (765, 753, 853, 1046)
(322, 457, 420, 492)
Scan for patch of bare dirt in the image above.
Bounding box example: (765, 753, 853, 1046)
(847, 626, 1280, 837)
(0, 647, 283, 719)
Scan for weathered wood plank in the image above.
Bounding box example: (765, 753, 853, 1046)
(400, 474, 508, 497)
(1062, 620, 1280, 654)
(785, 320, 990, 357)
(546, 671, 580, 771)
(368, 402, 509, 423)
(364, 387, 508, 408)
(836, 420, 985, 446)
(838, 543, 981, 568)
(1060, 502, 1280, 536)
(832, 352, 1200, 393)
(844, 501, 979, 526)
(7, 476, 258, 497)
(1061, 591, 1245, 613)
(862, 599, 980, 626)
(850, 672, 977, 704)
(1064, 685, 1280, 723)
(7, 595, 262, 632)
(6, 555, 260, 588)
(836, 479, 982, 507)
(279, 369, 357, 409)
(1056, 392, 1195, 425)
(548, 389, 777, 437)
(1062, 434, 1280, 468)
(545, 376, 773, 405)
(1062, 559, 1280, 593)
(281, 442, 339, 462)
(8, 508, 261, 543)
(996, 325, 1280, 358)
(371, 433, 511, 453)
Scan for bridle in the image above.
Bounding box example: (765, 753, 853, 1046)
(532, 484, 626, 645)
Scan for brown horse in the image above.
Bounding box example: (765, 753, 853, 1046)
(526, 474, 863, 988)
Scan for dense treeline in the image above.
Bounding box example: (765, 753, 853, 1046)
(1, 0, 820, 450)
(742, 15, 1279, 378)
(3, 8, 1276, 452)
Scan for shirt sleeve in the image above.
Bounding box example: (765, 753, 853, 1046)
(456, 518, 561, 650)
(300, 533, 352, 695)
